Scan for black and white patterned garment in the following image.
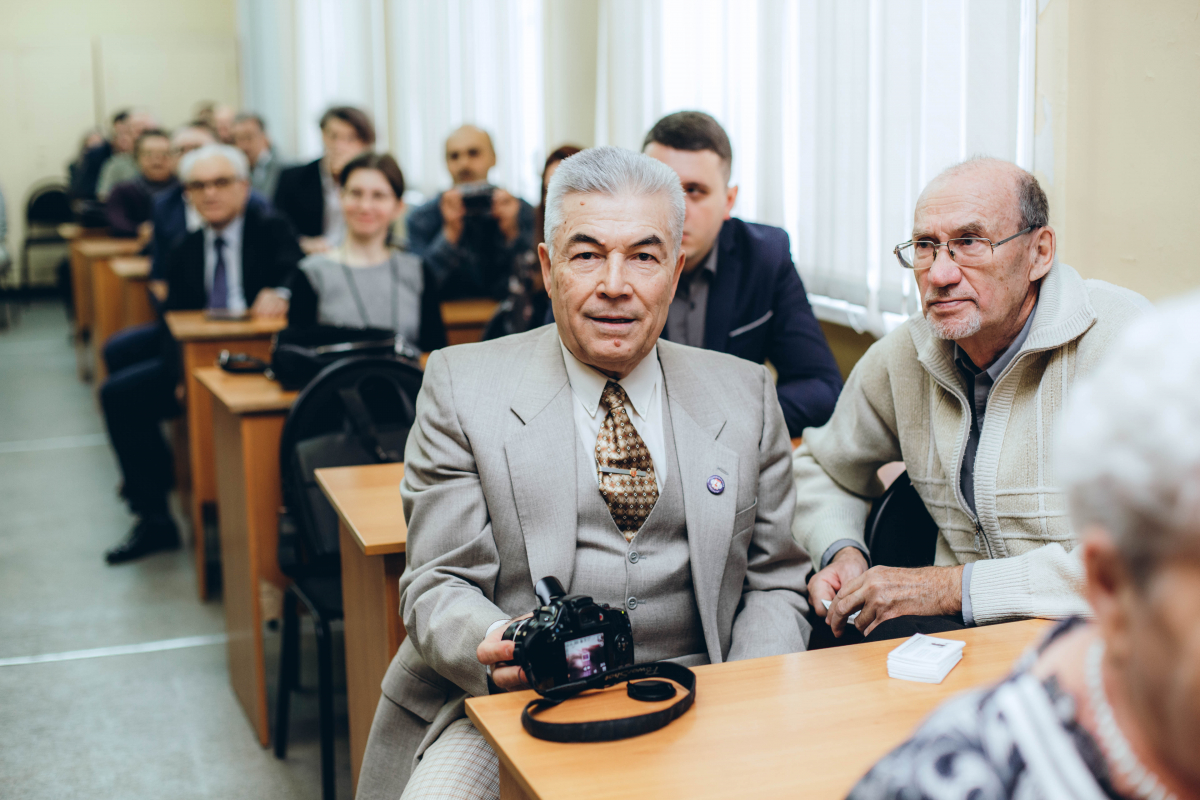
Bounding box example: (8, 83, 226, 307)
(848, 619, 1129, 800)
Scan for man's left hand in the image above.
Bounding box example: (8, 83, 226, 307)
(827, 564, 964, 638)
(251, 288, 289, 318)
(492, 189, 521, 244)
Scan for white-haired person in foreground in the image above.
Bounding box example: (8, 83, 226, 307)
(849, 293, 1200, 800)
(100, 143, 304, 565)
(355, 146, 813, 800)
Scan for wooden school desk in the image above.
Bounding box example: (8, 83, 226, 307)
(165, 311, 286, 600)
(467, 618, 1052, 800)
(314, 463, 408, 788)
(90, 255, 154, 382)
(195, 366, 297, 746)
(70, 237, 144, 376)
(441, 299, 499, 345)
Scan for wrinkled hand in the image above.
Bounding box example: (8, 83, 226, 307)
(829, 564, 964, 638)
(491, 189, 521, 244)
(440, 188, 465, 245)
(476, 613, 533, 692)
(808, 546, 869, 626)
(251, 288, 289, 318)
(299, 236, 331, 255)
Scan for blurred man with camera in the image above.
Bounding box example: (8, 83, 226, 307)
(357, 147, 811, 800)
(406, 124, 535, 300)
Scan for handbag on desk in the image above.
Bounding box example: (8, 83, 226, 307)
(268, 324, 418, 390)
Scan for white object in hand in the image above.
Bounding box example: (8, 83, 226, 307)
(886, 633, 965, 684)
(821, 598, 860, 625)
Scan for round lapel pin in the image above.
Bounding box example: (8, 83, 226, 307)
(706, 475, 725, 495)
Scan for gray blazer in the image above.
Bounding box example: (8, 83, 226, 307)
(355, 324, 811, 798)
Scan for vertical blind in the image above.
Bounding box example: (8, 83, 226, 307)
(240, 0, 1033, 335)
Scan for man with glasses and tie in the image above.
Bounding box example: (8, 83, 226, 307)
(792, 156, 1149, 643)
(99, 143, 302, 564)
(356, 147, 812, 800)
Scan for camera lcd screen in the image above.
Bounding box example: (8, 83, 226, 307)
(564, 633, 607, 681)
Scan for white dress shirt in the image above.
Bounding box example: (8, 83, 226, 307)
(204, 214, 246, 312)
(559, 339, 667, 491)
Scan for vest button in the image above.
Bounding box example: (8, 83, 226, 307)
(626, 596, 638, 610)
(628, 551, 640, 563)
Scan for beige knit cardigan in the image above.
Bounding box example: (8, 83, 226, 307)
(791, 263, 1150, 625)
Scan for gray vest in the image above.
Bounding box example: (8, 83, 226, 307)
(570, 394, 709, 666)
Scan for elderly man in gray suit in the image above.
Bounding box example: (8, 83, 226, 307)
(355, 146, 812, 800)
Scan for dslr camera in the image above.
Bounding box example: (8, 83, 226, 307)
(502, 577, 634, 694)
(458, 180, 496, 216)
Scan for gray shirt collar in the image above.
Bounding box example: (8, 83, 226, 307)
(955, 298, 1038, 379)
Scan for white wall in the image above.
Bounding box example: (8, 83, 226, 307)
(0, 0, 239, 287)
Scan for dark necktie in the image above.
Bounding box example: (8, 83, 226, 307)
(209, 235, 228, 310)
(595, 381, 659, 541)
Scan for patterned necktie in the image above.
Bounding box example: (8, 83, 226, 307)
(209, 235, 228, 310)
(595, 381, 659, 541)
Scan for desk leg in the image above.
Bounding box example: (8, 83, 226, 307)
(91, 258, 120, 384)
(70, 246, 94, 380)
(185, 342, 221, 600)
(212, 403, 287, 747)
(499, 763, 535, 800)
(122, 278, 155, 329)
(184, 339, 276, 601)
(339, 522, 406, 789)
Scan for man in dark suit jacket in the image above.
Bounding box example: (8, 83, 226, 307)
(100, 143, 302, 565)
(273, 105, 373, 254)
(547, 112, 843, 437)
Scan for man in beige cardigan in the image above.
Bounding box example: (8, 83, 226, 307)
(793, 157, 1149, 641)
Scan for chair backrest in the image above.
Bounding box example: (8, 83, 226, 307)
(25, 183, 73, 227)
(863, 470, 938, 568)
(278, 356, 423, 576)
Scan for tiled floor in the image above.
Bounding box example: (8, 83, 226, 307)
(0, 302, 351, 799)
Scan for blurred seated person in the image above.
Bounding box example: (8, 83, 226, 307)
(71, 110, 129, 201)
(67, 128, 106, 198)
(105, 128, 176, 238)
(794, 157, 1149, 643)
(287, 153, 446, 352)
(233, 112, 284, 200)
(849, 294, 1200, 800)
(100, 144, 303, 564)
(274, 105, 373, 255)
(149, 123, 270, 303)
(407, 125, 534, 300)
(483, 144, 581, 340)
(97, 110, 156, 200)
(195, 101, 236, 144)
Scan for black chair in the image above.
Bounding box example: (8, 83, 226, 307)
(864, 470, 938, 568)
(273, 356, 422, 800)
(20, 182, 73, 291)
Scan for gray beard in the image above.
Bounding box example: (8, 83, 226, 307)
(926, 306, 982, 341)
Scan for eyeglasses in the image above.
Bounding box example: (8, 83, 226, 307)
(184, 176, 240, 193)
(894, 226, 1035, 270)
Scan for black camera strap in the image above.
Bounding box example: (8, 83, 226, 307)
(520, 662, 696, 743)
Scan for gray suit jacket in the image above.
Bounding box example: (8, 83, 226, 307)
(356, 324, 811, 798)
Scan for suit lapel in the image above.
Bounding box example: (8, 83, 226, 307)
(504, 328, 579, 590)
(658, 341, 738, 662)
(703, 221, 738, 353)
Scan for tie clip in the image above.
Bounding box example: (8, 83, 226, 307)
(599, 466, 648, 478)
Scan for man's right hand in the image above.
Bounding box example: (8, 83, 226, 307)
(440, 188, 465, 246)
(807, 546, 869, 628)
(476, 613, 532, 692)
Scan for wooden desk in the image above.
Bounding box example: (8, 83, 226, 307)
(467, 618, 1052, 800)
(70, 237, 144, 375)
(314, 463, 408, 788)
(196, 367, 297, 746)
(91, 256, 154, 382)
(166, 311, 287, 600)
(441, 299, 499, 345)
